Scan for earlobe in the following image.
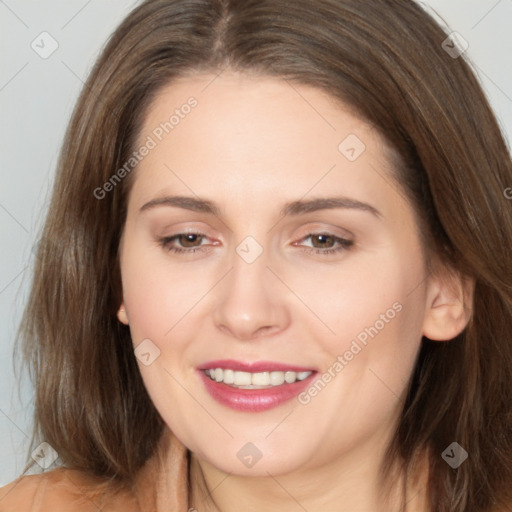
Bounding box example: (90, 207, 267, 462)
(117, 302, 129, 325)
(422, 270, 474, 342)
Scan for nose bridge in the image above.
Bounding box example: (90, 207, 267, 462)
(212, 236, 289, 339)
(227, 231, 271, 291)
(231, 241, 269, 294)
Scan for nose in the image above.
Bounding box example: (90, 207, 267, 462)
(212, 247, 291, 341)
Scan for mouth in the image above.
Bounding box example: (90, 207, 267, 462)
(198, 360, 317, 412)
(203, 368, 313, 389)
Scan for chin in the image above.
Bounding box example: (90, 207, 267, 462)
(192, 435, 316, 477)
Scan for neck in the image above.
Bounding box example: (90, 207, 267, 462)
(188, 440, 429, 512)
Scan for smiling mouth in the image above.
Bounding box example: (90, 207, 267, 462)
(204, 368, 313, 389)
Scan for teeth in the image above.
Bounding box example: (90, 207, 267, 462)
(204, 368, 312, 388)
(223, 369, 234, 384)
(234, 371, 252, 386)
(284, 371, 297, 383)
(251, 371, 270, 386)
(270, 372, 285, 386)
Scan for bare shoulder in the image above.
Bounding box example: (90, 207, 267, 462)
(0, 468, 139, 512)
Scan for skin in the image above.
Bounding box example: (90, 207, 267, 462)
(117, 71, 472, 512)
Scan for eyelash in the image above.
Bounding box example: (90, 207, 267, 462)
(159, 232, 354, 256)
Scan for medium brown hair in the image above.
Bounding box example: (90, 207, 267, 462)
(17, 0, 512, 510)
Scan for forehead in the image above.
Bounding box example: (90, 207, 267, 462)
(129, 72, 398, 212)
(140, 71, 376, 151)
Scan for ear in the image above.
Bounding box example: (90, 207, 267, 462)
(422, 266, 474, 341)
(117, 301, 129, 325)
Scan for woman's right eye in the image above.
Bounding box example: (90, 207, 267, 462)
(159, 232, 211, 254)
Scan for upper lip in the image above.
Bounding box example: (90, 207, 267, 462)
(198, 359, 316, 373)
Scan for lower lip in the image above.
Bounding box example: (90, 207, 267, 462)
(198, 371, 316, 412)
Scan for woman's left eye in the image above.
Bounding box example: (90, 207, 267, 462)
(159, 232, 353, 256)
(296, 233, 354, 255)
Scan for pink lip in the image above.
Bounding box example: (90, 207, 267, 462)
(199, 359, 315, 373)
(197, 360, 317, 412)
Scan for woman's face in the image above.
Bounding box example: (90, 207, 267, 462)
(117, 72, 432, 477)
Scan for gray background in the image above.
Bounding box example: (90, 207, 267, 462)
(1, 0, 511, 485)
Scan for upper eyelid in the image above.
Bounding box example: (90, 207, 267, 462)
(160, 221, 354, 238)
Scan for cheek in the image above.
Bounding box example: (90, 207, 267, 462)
(288, 245, 427, 426)
(283, 245, 426, 355)
(294, 248, 426, 424)
(119, 244, 212, 346)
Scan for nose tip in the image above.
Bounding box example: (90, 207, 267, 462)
(218, 321, 280, 341)
(212, 255, 290, 342)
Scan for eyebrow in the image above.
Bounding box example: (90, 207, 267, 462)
(139, 195, 382, 218)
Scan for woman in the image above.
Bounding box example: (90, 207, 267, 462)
(1, 0, 512, 510)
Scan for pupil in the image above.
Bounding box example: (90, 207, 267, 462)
(181, 234, 200, 247)
(314, 234, 333, 248)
